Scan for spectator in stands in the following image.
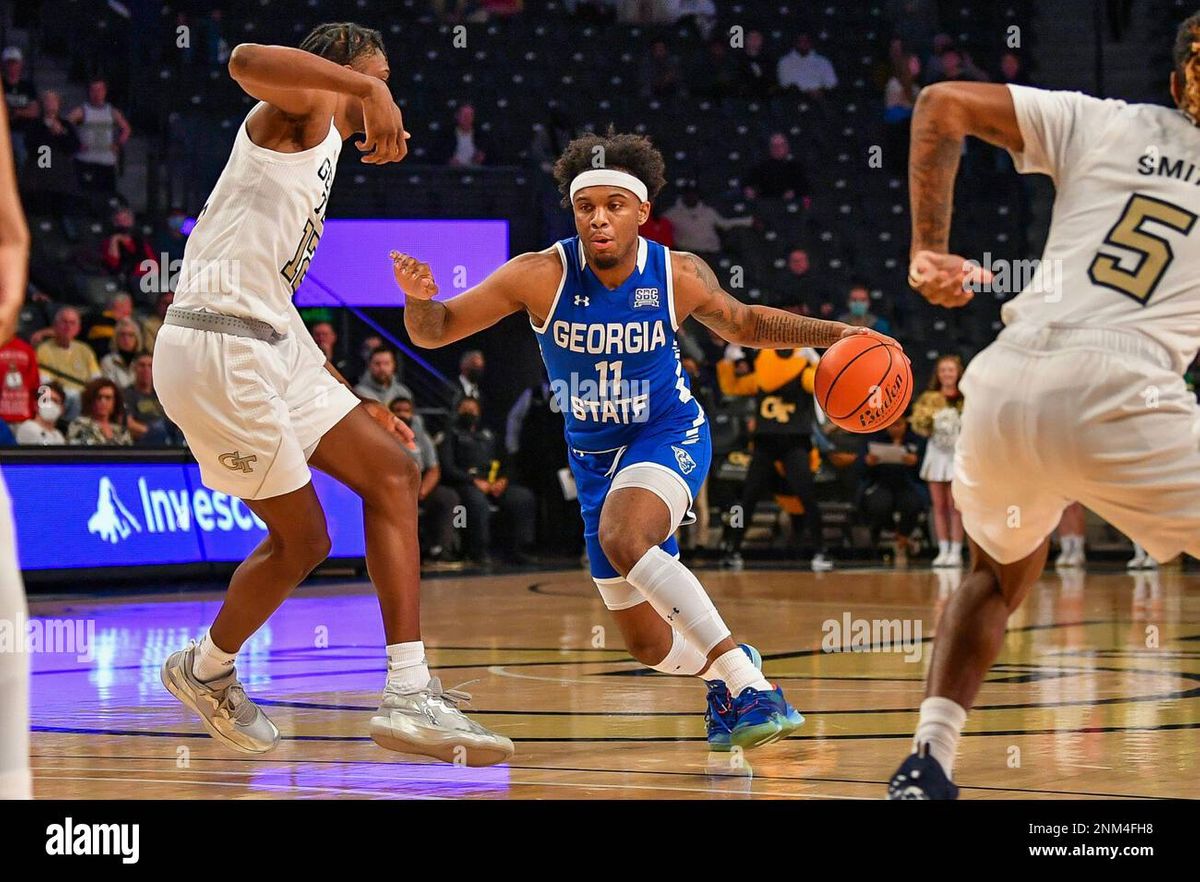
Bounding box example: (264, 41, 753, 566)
(438, 395, 536, 567)
(140, 290, 172, 355)
(390, 395, 459, 561)
(911, 355, 965, 567)
(857, 412, 926, 564)
(310, 320, 358, 379)
(640, 39, 683, 99)
(735, 29, 774, 98)
(85, 291, 135, 358)
(15, 382, 67, 445)
(101, 206, 158, 296)
(442, 103, 489, 167)
(639, 204, 674, 247)
(671, 0, 717, 37)
(996, 51, 1031, 86)
(433, 0, 489, 23)
(883, 53, 921, 174)
(663, 185, 752, 261)
(24, 89, 81, 212)
(744, 133, 811, 203)
(926, 45, 989, 85)
(124, 352, 180, 446)
(68, 377, 133, 446)
(769, 247, 835, 317)
(67, 77, 131, 194)
(691, 38, 738, 100)
(99, 318, 143, 388)
(0, 332, 39, 427)
(353, 346, 413, 404)
(777, 33, 837, 95)
(838, 282, 892, 335)
(482, 0, 525, 16)
(456, 349, 485, 402)
(35, 306, 101, 396)
(2, 47, 38, 168)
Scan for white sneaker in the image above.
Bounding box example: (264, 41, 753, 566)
(370, 677, 515, 767)
(1066, 546, 1086, 568)
(1126, 547, 1155, 570)
(810, 553, 833, 572)
(932, 550, 955, 568)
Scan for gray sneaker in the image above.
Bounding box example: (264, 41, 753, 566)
(160, 642, 280, 754)
(369, 677, 514, 767)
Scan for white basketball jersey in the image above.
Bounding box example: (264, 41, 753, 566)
(1002, 84, 1200, 372)
(174, 103, 342, 338)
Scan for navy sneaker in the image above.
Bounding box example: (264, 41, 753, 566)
(886, 747, 960, 799)
(729, 684, 805, 750)
(705, 643, 762, 752)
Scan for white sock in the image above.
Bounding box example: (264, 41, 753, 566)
(938, 539, 950, 557)
(949, 541, 962, 560)
(192, 630, 237, 683)
(626, 547, 730, 655)
(913, 696, 967, 778)
(386, 640, 431, 693)
(707, 647, 771, 695)
(651, 629, 709, 675)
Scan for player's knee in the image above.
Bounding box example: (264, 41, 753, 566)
(272, 527, 331, 576)
(597, 521, 655, 576)
(624, 631, 669, 666)
(363, 452, 420, 509)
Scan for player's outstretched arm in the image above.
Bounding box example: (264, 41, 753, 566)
(394, 250, 559, 348)
(673, 252, 897, 350)
(908, 82, 1023, 306)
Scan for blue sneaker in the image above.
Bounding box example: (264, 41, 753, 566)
(729, 684, 804, 750)
(705, 643, 762, 752)
(886, 747, 959, 799)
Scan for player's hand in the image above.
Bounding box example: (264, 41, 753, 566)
(838, 324, 903, 354)
(907, 250, 992, 308)
(357, 80, 409, 164)
(390, 251, 439, 300)
(363, 399, 416, 449)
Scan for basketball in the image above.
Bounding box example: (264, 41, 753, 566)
(814, 335, 913, 433)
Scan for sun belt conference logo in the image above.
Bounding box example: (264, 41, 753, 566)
(88, 477, 143, 544)
(672, 445, 697, 475)
(633, 286, 660, 309)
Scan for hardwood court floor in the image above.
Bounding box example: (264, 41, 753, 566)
(25, 565, 1199, 799)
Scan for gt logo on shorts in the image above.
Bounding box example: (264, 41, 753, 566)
(219, 451, 258, 473)
(672, 445, 697, 475)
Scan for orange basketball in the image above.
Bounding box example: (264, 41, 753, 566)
(814, 335, 913, 433)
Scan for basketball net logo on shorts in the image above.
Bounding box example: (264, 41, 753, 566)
(671, 445, 697, 475)
(219, 450, 258, 473)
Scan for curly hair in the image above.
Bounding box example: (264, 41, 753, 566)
(1173, 12, 1200, 123)
(552, 127, 667, 207)
(299, 22, 385, 65)
(81, 377, 126, 422)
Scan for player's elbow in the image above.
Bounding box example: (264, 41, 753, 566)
(227, 44, 260, 82)
(913, 83, 969, 132)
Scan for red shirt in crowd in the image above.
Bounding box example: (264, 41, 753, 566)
(0, 337, 40, 423)
(639, 214, 675, 248)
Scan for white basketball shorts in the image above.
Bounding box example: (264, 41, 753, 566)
(953, 324, 1200, 565)
(153, 323, 360, 500)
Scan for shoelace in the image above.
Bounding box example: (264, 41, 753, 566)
(215, 681, 258, 725)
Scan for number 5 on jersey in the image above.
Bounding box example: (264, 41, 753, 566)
(1088, 193, 1197, 304)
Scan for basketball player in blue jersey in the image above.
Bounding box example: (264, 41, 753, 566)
(394, 130, 898, 749)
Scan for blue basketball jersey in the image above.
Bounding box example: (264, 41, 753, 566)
(534, 236, 705, 451)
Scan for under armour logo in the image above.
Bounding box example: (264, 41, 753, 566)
(219, 451, 258, 473)
(574, 295, 590, 307)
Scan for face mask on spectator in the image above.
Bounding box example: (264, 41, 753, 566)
(849, 300, 869, 317)
(38, 400, 63, 423)
(463, 367, 483, 383)
(456, 412, 478, 430)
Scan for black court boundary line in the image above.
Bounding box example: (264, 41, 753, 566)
(27, 752, 1173, 800)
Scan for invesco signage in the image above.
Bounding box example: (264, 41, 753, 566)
(5, 461, 365, 570)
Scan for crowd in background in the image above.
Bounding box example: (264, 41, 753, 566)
(4, 1, 1187, 567)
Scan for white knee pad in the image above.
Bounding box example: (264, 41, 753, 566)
(610, 463, 695, 534)
(593, 576, 646, 611)
(652, 628, 709, 676)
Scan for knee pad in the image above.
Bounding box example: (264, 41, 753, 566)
(594, 576, 645, 611)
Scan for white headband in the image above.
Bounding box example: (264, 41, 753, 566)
(569, 169, 649, 204)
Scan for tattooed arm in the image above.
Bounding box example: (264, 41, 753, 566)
(673, 252, 897, 349)
(908, 82, 1023, 306)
